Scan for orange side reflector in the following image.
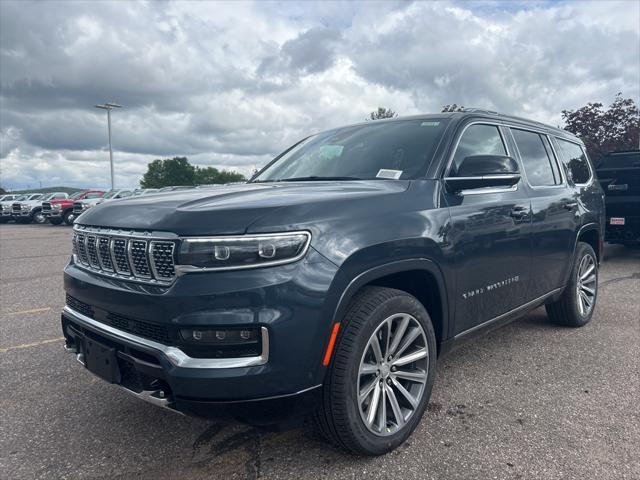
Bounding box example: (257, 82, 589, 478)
(322, 322, 341, 366)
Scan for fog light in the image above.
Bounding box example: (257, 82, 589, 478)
(179, 327, 260, 345)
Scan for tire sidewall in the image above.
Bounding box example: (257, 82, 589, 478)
(338, 292, 437, 455)
(566, 243, 598, 326)
(63, 211, 75, 225)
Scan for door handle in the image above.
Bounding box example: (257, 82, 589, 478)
(563, 202, 578, 210)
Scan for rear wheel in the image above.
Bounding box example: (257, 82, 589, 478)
(63, 210, 76, 225)
(316, 286, 437, 455)
(546, 242, 598, 327)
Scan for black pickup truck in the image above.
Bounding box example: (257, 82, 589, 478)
(61, 111, 605, 455)
(595, 150, 640, 246)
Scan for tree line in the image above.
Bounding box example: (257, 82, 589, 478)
(140, 157, 246, 188)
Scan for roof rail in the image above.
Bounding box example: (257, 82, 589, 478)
(460, 107, 501, 115)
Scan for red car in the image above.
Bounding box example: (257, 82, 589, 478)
(43, 190, 105, 225)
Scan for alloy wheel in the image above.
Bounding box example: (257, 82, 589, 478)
(357, 313, 429, 436)
(576, 253, 597, 316)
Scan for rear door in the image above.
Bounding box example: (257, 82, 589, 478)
(443, 122, 532, 334)
(506, 127, 578, 299)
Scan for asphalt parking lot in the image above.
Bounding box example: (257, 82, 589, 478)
(1, 223, 638, 480)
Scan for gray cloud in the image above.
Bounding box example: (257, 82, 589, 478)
(1, 0, 638, 190)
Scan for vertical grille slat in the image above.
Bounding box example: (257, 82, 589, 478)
(86, 235, 100, 268)
(150, 242, 176, 280)
(73, 227, 176, 285)
(112, 238, 131, 274)
(42, 202, 52, 213)
(129, 240, 151, 278)
(97, 236, 114, 271)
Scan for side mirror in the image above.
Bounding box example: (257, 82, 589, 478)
(445, 155, 521, 193)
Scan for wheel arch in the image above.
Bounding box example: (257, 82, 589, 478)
(331, 259, 450, 354)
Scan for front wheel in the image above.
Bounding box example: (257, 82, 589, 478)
(316, 286, 437, 455)
(546, 242, 598, 327)
(32, 210, 46, 224)
(63, 210, 76, 226)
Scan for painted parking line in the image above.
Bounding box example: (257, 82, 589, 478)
(5, 307, 52, 315)
(0, 337, 64, 353)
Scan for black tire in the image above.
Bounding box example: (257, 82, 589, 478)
(49, 217, 63, 225)
(32, 209, 46, 224)
(315, 286, 437, 455)
(546, 242, 598, 327)
(63, 210, 76, 226)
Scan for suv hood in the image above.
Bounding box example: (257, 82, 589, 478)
(77, 180, 411, 235)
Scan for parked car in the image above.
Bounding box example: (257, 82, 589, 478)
(0, 194, 18, 203)
(43, 190, 105, 225)
(0, 193, 35, 223)
(157, 185, 195, 192)
(73, 188, 133, 217)
(132, 188, 159, 196)
(11, 192, 68, 224)
(595, 150, 640, 246)
(61, 111, 604, 455)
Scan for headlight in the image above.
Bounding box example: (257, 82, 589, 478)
(22, 205, 29, 210)
(52, 203, 61, 210)
(178, 231, 311, 271)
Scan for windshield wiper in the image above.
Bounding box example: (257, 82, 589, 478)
(279, 176, 362, 182)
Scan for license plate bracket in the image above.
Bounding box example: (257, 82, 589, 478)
(83, 337, 121, 383)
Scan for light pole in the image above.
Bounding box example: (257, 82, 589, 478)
(95, 103, 122, 189)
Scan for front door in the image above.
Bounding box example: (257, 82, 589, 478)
(443, 122, 532, 335)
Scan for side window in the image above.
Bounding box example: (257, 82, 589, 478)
(119, 190, 132, 198)
(555, 139, 592, 184)
(85, 193, 101, 199)
(53, 194, 66, 199)
(451, 124, 506, 175)
(511, 129, 561, 186)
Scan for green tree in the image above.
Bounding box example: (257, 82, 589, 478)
(140, 157, 195, 188)
(195, 166, 246, 185)
(562, 93, 639, 164)
(0, 186, 6, 194)
(367, 107, 397, 121)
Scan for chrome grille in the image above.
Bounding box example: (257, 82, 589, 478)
(42, 202, 52, 212)
(72, 226, 177, 285)
(73, 202, 83, 214)
(12, 203, 21, 212)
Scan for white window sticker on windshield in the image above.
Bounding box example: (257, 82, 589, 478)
(377, 169, 403, 179)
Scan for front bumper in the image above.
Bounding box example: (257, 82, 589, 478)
(12, 210, 32, 217)
(62, 248, 341, 416)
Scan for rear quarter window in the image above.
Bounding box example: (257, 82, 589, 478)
(555, 139, 592, 185)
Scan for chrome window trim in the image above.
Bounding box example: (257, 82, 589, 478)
(507, 127, 567, 190)
(175, 231, 312, 275)
(553, 137, 594, 187)
(63, 305, 269, 369)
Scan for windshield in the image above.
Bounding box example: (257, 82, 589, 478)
(29, 194, 43, 200)
(41, 193, 55, 200)
(253, 118, 449, 182)
(14, 195, 28, 201)
(103, 190, 118, 199)
(69, 191, 82, 199)
(596, 151, 640, 169)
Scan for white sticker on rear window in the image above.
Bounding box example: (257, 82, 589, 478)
(377, 169, 403, 179)
(421, 121, 440, 127)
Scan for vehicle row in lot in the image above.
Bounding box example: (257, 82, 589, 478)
(0, 188, 168, 225)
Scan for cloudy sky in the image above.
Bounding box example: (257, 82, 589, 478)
(1, 0, 638, 190)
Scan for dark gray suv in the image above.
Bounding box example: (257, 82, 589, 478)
(61, 110, 604, 455)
